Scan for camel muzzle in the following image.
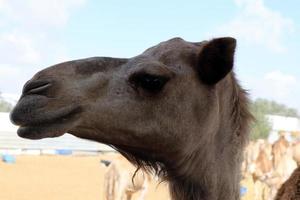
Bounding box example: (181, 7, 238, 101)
(10, 76, 82, 139)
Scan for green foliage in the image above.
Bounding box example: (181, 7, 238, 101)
(253, 98, 299, 118)
(0, 92, 13, 112)
(250, 98, 299, 140)
(250, 103, 272, 140)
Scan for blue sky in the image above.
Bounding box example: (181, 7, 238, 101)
(0, 0, 299, 111)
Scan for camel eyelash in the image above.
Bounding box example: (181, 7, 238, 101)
(128, 72, 170, 93)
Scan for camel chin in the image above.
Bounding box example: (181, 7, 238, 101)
(11, 97, 82, 140)
(15, 111, 81, 140)
(17, 125, 66, 139)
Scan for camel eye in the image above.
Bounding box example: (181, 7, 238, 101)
(129, 73, 169, 93)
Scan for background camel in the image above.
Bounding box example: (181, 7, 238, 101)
(292, 141, 300, 165)
(240, 136, 300, 200)
(254, 146, 273, 179)
(272, 135, 297, 182)
(272, 135, 289, 171)
(10, 37, 253, 200)
(103, 154, 151, 200)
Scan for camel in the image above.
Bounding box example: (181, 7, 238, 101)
(253, 180, 270, 200)
(271, 136, 297, 182)
(242, 140, 272, 178)
(10, 37, 253, 200)
(243, 141, 260, 174)
(254, 146, 273, 180)
(103, 154, 151, 200)
(292, 141, 300, 165)
(272, 135, 289, 170)
(273, 148, 297, 183)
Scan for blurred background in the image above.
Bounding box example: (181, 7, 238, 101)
(0, 0, 299, 200)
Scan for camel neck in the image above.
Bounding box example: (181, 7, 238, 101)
(165, 129, 241, 200)
(167, 157, 241, 200)
(169, 178, 211, 200)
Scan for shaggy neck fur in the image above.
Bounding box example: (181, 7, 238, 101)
(113, 73, 252, 200)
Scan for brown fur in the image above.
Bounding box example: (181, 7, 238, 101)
(11, 37, 253, 200)
(275, 166, 300, 200)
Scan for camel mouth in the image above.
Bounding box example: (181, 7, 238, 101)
(16, 106, 82, 139)
(11, 99, 82, 139)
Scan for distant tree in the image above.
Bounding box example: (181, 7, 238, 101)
(0, 92, 13, 112)
(253, 98, 299, 118)
(249, 98, 299, 140)
(250, 101, 272, 140)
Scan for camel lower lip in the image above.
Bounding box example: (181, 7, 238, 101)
(17, 125, 64, 139)
(16, 106, 82, 139)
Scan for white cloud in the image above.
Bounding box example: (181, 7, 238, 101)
(264, 71, 297, 84)
(0, 0, 86, 96)
(0, 64, 28, 95)
(27, 0, 85, 27)
(0, 32, 41, 64)
(218, 0, 294, 53)
(0, 0, 86, 27)
(0, 0, 4, 7)
(243, 70, 300, 111)
(0, 65, 21, 76)
(263, 70, 297, 97)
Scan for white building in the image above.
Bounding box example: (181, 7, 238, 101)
(267, 114, 300, 143)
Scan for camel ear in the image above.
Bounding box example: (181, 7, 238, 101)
(197, 37, 236, 85)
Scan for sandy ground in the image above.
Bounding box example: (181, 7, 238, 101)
(0, 154, 170, 200)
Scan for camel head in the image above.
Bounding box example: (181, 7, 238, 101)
(11, 37, 252, 200)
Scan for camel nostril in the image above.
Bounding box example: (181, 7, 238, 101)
(23, 80, 53, 96)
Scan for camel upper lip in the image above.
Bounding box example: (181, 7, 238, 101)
(26, 83, 52, 95)
(10, 101, 82, 127)
(22, 80, 52, 96)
